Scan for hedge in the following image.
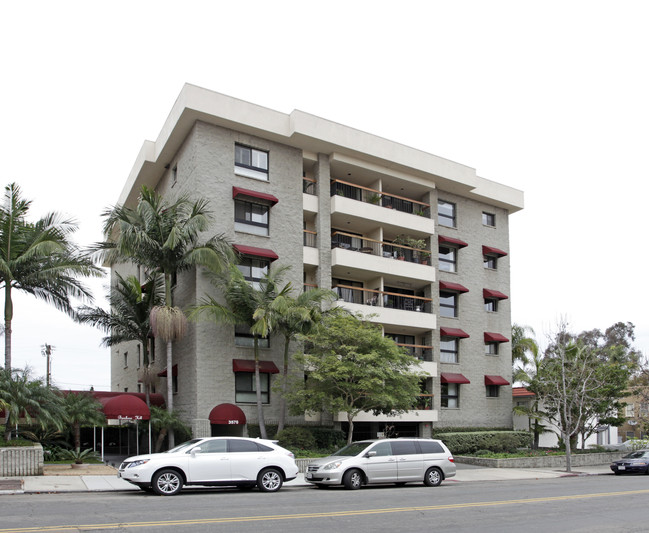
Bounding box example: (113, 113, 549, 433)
(436, 431, 532, 454)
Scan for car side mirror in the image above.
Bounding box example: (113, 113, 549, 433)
(365, 451, 377, 458)
(190, 447, 202, 456)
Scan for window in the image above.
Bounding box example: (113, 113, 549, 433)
(486, 385, 500, 398)
(229, 439, 272, 452)
(440, 338, 459, 363)
(483, 254, 498, 269)
(626, 404, 635, 417)
(235, 200, 269, 236)
(482, 212, 495, 227)
(441, 383, 459, 408)
(123, 351, 128, 368)
(235, 372, 269, 403)
(172, 374, 178, 394)
(237, 257, 270, 286)
(438, 200, 456, 228)
(235, 144, 269, 180)
(235, 324, 269, 348)
(485, 342, 499, 355)
(137, 345, 141, 369)
(439, 245, 457, 272)
(484, 298, 498, 312)
(137, 383, 142, 393)
(439, 291, 458, 318)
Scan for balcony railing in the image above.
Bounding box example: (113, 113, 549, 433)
(396, 343, 434, 362)
(303, 283, 319, 292)
(331, 231, 431, 265)
(303, 177, 317, 195)
(416, 394, 434, 410)
(330, 179, 430, 218)
(303, 230, 317, 247)
(334, 285, 432, 313)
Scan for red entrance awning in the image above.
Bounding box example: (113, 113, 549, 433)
(438, 235, 468, 248)
(482, 245, 508, 257)
(441, 372, 471, 384)
(99, 395, 150, 421)
(485, 375, 510, 386)
(232, 359, 280, 374)
(440, 327, 470, 338)
(209, 403, 247, 425)
(157, 364, 178, 377)
(233, 244, 279, 260)
(232, 186, 279, 205)
(440, 281, 469, 293)
(484, 332, 510, 343)
(483, 288, 509, 300)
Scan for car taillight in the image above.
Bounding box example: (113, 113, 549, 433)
(448, 456, 455, 463)
(287, 452, 295, 459)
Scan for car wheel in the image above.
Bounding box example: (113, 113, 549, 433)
(152, 469, 183, 496)
(424, 467, 443, 487)
(343, 469, 363, 490)
(257, 468, 283, 492)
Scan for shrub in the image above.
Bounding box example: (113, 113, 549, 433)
(277, 427, 316, 450)
(436, 431, 532, 454)
(309, 427, 346, 450)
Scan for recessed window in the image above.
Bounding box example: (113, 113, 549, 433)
(441, 383, 459, 407)
(482, 212, 495, 227)
(123, 351, 128, 368)
(438, 200, 456, 228)
(440, 338, 459, 363)
(235, 200, 269, 236)
(235, 144, 269, 180)
(483, 255, 498, 269)
(484, 298, 498, 312)
(485, 342, 499, 355)
(235, 372, 269, 404)
(235, 324, 269, 348)
(439, 291, 458, 318)
(439, 245, 457, 272)
(486, 385, 500, 398)
(237, 257, 270, 285)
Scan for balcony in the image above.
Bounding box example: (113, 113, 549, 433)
(334, 285, 432, 313)
(396, 343, 433, 362)
(303, 230, 317, 247)
(303, 177, 317, 195)
(332, 231, 431, 265)
(331, 179, 430, 217)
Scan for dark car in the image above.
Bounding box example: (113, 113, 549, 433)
(610, 450, 649, 475)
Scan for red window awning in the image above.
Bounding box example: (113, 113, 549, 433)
(483, 288, 509, 300)
(482, 245, 508, 257)
(99, 395, 150, 421)
(439, 235, 468, 248)
(441, 372, 471, 384)
(485, 375, 510, 386)
(440, 281, 469, 293)
(440, 327, 470, 338)
(232, 359, 280, 374)
(484, 332, 510, 343)
(209, 403, 247, 425)
(157, 364, 178, 377)
(233, 244, 279, 260)
(232, 186, 279, 205)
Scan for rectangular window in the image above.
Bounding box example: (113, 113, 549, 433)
(482, 212, 496, 227)
(137, 383, 142, 393)
(486, 385, 500, 398)
(483, 255, 498, 269)
(440, 338, 459, 363)
(439, 291, 458, 318)
(626, 404, 635, 417)
(441, 383, 459, 408)
(439, 245, 457, 273)
(235, 324, 269, 348)
(235, 372, 270, 403)
(235, 144, 269, 180)
(172, 374, 178, 394)
(123, 351, 128, 368)
(137, 345, 141, 369)
(484, 298, 498, 312)
(234, 200, 269, 236)
(438, 200, 456, 228)
(237, 257, 270, 285)
(485, 342, 499, 355)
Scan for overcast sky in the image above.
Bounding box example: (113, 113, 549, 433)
(1, 1, 647, 390)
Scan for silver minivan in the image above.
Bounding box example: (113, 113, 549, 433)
(305, 438, 455, 489)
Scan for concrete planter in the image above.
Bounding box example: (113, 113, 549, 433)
(455, 451, 626, 469)
(0, 444, 44, 476)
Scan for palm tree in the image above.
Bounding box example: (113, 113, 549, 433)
(149, 406, 191, 452)
(59, 391, 105, 456)
(191, 265, 291, 439)
(77, 273, 163, 406)
(95, 186, 234, 446)
(0, 183, 103, 370)
(511, 324, 537, 366)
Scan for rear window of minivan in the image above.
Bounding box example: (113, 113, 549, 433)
(419, 441, 444, 454)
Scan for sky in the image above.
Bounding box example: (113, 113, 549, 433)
(1, 1, 647, 390)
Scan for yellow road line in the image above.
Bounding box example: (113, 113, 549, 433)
(5, 489, 649, 532)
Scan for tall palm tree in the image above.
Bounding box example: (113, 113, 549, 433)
(191, 265, 291, 439)
(95, 186, 234, 447)
(77, 273, 163, 406)
(0, 183, 103, 370)
(511, 324, 537, 366)
(60, 391, 106, 453)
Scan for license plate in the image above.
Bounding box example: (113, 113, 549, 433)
(619, 465, 625, 470)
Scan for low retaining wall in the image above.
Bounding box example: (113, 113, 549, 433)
(455, 451, 626, 469)
(0, 444, 44, 476)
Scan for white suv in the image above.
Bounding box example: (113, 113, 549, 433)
(118, 437, 298, 495)
(305, 438, 455, 489)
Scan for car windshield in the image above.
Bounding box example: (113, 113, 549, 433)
(331, 442, 372, 457)
(165, 439, 203, 454)
(623, 450, 649, 459)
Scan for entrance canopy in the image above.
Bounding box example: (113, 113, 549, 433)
(209, 403, 246, 425)
(98, 395, 150, 421)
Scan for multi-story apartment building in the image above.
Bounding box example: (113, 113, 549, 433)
(111, 84, 523, 440)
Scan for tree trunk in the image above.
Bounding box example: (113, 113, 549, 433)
(74, 423, 81, 451)
(155, 428, 168, 453)
(347, 415, 355, 444)
(564, 430, 572, 472)
(254, 337, 267, 439)
(276, 335, 290, 436)
(4, 284, 12, 370)
(165, 340, 174, 449)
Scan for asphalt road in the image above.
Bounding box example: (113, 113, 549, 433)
(3, 474, 649, 532)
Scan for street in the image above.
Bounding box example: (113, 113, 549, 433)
(2, 474, 648, 532)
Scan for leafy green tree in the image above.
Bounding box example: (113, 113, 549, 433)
(0, 183, 103, 370)
(191, 265, 291, 439)
(286, 311, 426, 444)
(95, 186, 234, 446)
(511, 324, 537, 366)
(59, 391, 105, 457)
(149, 406, 191, 452)
(0, 367, 64, 441)
(77, 273, 163, 405)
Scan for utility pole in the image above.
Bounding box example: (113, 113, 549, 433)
(41, 343, 53, 387)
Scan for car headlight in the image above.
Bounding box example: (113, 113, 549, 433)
(127, 460, 150, 468)
(323, 461, 343, 471)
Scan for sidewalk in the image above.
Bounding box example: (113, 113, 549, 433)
(0, 464, 613, 495)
